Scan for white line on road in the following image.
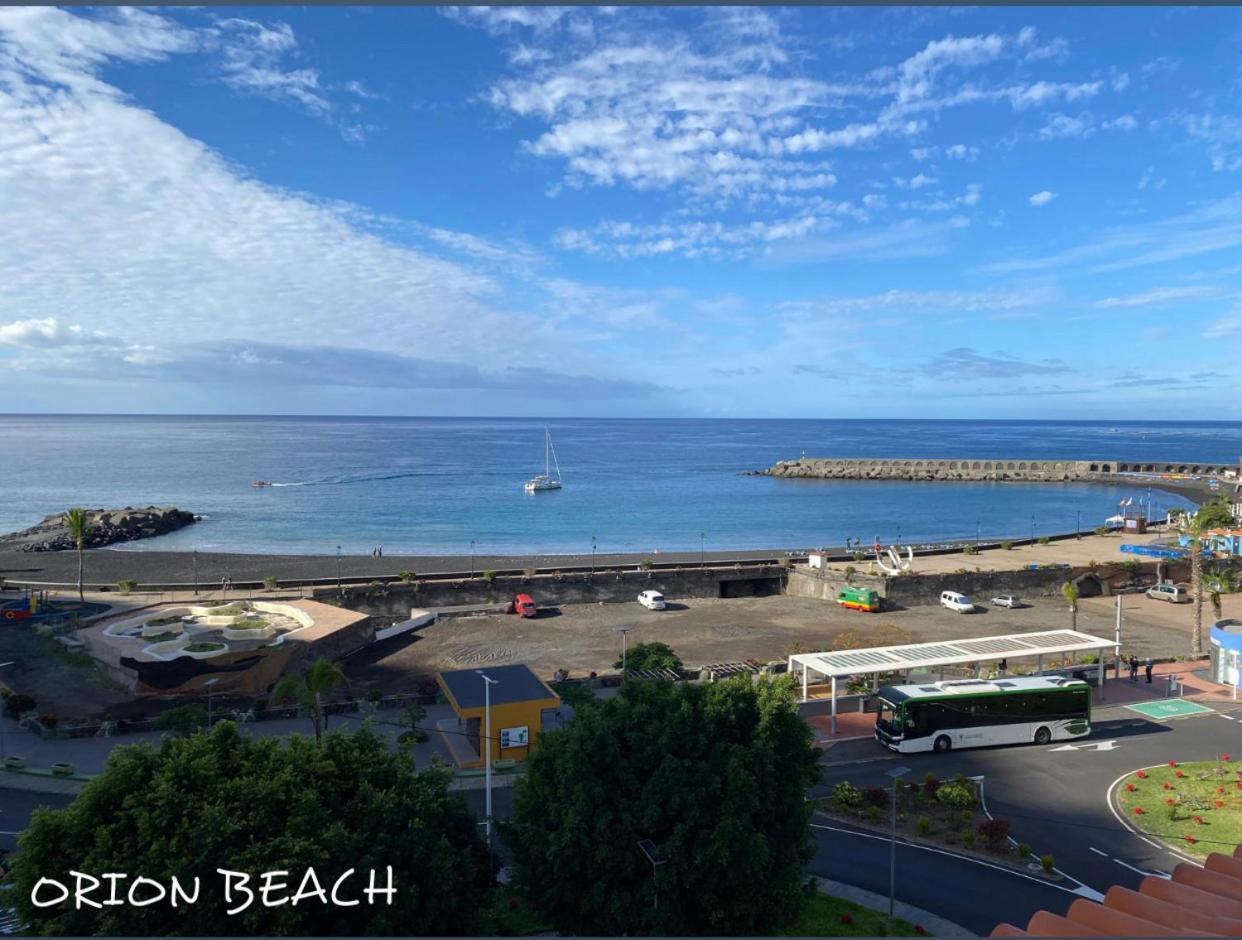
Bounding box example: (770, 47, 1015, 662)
(1114, 858, 1159, 878)
(1089, 847, 1108, 857)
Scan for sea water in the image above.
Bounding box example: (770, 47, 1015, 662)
(0, 416, 1238, 555)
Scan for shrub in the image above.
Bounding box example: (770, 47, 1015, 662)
(960, 809, 974, 825)
(936, 783, 975, 810)
(1037, 536, 1050, 545)
(916, 817, 931, 836)
(481, 570, 495, 582)
(832, 781, 863, 809)
(852, 552, 865, 562)
(397, 570, 416, 583)
(843, 565, 857, 583)
(116, 579, 137, 594)
(1095, 525, 1110, 536)
(1040, 854, 1055, 873)
(867, 805, 882, 823)
(155, 705, 207, 736)
(1017, 842, 1031, 858)
(263, 576, 278, 591)
(962, 544, 978, 556)
(3, 692, 36, 717)
(977, 818, 1011, 851)
(1001, 540, 1013, 551)
(961, 830, 975, 849)
(863, 787, 888, 808)
(639, 559, 653, 570)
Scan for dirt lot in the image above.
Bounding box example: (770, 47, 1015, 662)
(346, 587, 1235, 688)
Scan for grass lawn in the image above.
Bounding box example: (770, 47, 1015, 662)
(1115, 759, 1242, 858)
(781, 893, 925, 937)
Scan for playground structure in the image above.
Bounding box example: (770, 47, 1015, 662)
(0, 590, 107, 625)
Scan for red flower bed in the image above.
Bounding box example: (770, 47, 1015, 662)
(1169, 761, 1179, 768)
(1176, 770, 1185, 778)
(1126, 783, 1136, 792)
(1165, 798, 1175, 806)
(1216, 800, 1225, 809)
(1163, 783, 1173, 790)
(1137, 770, 1147, 779)
(1133, 807, 1146, 815)
(1185, 834, 1197, 844)
(1223, 754, 1232, 762)
(1193, 815, 1204, 825)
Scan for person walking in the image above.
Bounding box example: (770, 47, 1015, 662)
(1145, 657, 1154, 684)
(1129, 655, 1139, 683)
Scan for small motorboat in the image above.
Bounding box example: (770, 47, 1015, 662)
(251, 481, 272, 488)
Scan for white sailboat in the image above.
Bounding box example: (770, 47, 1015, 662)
(524, 427, 563, 492)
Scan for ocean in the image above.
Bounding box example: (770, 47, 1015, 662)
(1, 416, 1239, 556)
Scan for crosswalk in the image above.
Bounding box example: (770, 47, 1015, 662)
(0, 907, 23, 936)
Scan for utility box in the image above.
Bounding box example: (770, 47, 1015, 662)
(1124, 516, 1148, 534)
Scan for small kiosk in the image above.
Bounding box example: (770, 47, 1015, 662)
(437, 664, 561, 769)
(1209, 619, 1242, 694)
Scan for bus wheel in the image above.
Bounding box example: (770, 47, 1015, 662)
(1034, 727, 1052, 746)
(933, 735, 951, 753)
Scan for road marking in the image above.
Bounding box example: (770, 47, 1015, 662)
(1114, 858, 1160, 878)
(1125, 700, 1214, 720)
(810, 821, 1088, 896)
(1089, 847, 1108, 857)
(1052, 740, 1118, 752)
(1072, 885, 1106, 902)
(1105, 766, 1209, 867)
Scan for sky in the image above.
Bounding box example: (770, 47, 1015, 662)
(1, 5, 1240, 419)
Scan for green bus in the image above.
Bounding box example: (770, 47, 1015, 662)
(836, 586, 881, 612)
(874, 676, 1091, 753)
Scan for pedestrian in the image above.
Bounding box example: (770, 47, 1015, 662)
(1129, 655, 1139, 683)
(1145, 657, 1154, 684)
(999, 658, 1007, 674)
(220, 576, 227, 593)
(378, 546, 383, 557)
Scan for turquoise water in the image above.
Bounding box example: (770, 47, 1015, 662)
(0, 416, 1237, 555)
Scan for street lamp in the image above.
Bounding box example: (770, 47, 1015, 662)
(1030, 515, 1036, 543)
(700, 532, 705, 568)
(975, 520, 980, 546)
(1115, 593, 1123, 680)
(896, 524, 902, 546)
(205, 677, 220, 728)
(193, 549, 199, 597)
(470, 540, 476, 579)
(0, 661, 12, 761)
(1076, 510, 1081, 540)
(618, 627, 631, 675)
(476, 670, 499, 871)
(336, 545, 342, 593)
(637, 839, 667, 912)
(592, 535, 597, 575)
(885, 765, 911, 930)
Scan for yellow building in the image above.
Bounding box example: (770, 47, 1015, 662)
(437, 664, 561, 769)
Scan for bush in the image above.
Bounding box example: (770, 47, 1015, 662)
(867, 805, 882, 823)
(1037, 536, 1050, 545)
(922, 774, 941, 799)
(116, 578, 137, 594)
(639, 558, 653, 570)
(977, 818, 1011, 851)
(961, 830, 975, 848)
(3, 692, 36, 717)
(1001, 540, 1013, 551)
(960, 809, 974, 825)
(916, 817, 930, 836)
(1040, 854, 1055, 874)
(962, 544, 978, 555)
(617, 641, 682, 673)
(155, 704, 207, 736)
(262, 576, 278, 591)
(1017, 842, 1031, 858)
(482, 570, 495, 582)
(1095, 525, 1110, 536)
(843, 565, 856, 582)
(398, 570, 416, 583)
(936, 783, 975, 810)
(832, 781, 863, 809)
(852, 552, 865, 562)
(863, 787, 888, 808)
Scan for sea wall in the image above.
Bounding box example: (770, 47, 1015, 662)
(313, 564, 787, 617)
(761, 457, 1240, 484)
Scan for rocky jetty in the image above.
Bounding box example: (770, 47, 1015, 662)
(0, 507, 198, 552)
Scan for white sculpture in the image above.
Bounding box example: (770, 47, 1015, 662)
(875, 544, 913, 575)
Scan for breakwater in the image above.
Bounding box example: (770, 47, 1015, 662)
(759, 457, 1240, 496)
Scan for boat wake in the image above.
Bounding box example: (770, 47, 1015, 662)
(265, 470, 434, 488)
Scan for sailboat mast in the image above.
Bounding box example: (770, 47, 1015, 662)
(545, 427, 551, 476)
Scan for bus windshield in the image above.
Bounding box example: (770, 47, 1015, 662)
(875, 698, 900, 734)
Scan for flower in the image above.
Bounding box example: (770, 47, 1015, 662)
(508, 898, 520, 912)
(1126, 783, 1136, 792)
(1223, 754, 1232, 762)
(1166, 798, 1176, 806)
(1137, 771, 1147, 779)
(1169, 761, 1179, 767)
(1216, 800, 1224, 808)
(1133, 807, 1145, 815)
(1176, 770, 1185, 778)
(1217, 787, 1225, 794)
(1163, 782, 1173, 790)
(1194, 815, 1204, 825)
(1185, 834, 1197, 844)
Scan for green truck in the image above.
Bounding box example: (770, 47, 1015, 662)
(836, 585, 880, 612)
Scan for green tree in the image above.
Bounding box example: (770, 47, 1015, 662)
(1061, 581, 1080, 631)
(10, 723, 488, 936)
(65, 507, 90, 602)
(1196, 498, 1236, 530)
(1204, 568, 1235, 623)
(1186, 516, 1207, 658)
(272, 657, 346, 746)
(155, 704, 207, 736)
(615, 641, 683, 673)
(506, 676, 820, 936)
(551, 680, 596, 712)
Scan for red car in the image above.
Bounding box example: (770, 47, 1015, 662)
(512, 594, 537, 618)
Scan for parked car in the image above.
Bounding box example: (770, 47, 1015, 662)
(1146, 583, 1189, 604)
(512, 593, 538, 618)
(939, 591, 975, 613)
(991, 594, 1020, 609)
(637, 590, 666, 610)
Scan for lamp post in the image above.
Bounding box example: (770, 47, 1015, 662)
(470, 540, 476, 579)
(592, 535, 597, 575)
(1030, 515, 1036, 543)
(885, 765, 911, 930)
(975, 520, 980, 546)
(0, 661, 12, 761)
(1076, 510, 1082, 540)
(336, 545, 342, 594)
(637, 839, 667, 912)
(896, 524, 902, 546)
(1115, 593, 1123, 680)
(193, 549, 199, 597)
(476, 670, 499, 873)
(700, 532, 705, 568)
(618, 627, 630, 675)
(205, 677, 219, 728)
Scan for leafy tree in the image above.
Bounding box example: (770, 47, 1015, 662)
(1186, 516, 1208, 658)
(615, 641, 682, 673)
(3, 691, 36, 717)
(506, 676, 820, 936)
(65, 507, 90, 602)
(1204, 568, 1236, 623)
(272, 657, 346, 746)
(1061, 581, 1080, 631)
(10, 723, 488, 936)
(155, 704, 207, 736)
(1196, 498, 1236, 530)
(551, 680, 596, 712)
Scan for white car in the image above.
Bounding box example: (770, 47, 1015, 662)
(991, 595, 1020, 609)
(637, 590, 666, 610)
(939, 591, 975, 613)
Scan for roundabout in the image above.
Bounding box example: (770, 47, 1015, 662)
(1110, 758, 1242, 860)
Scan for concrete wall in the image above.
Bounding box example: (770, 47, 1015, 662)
(315, 564, 787, 617)
(766, 456, 1240, 482)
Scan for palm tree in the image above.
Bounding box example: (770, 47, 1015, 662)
(65, 508, 90, 602)
(1061, 581, 1080, 631)
(272, 657, 346, 745)
(1203, 568, 1235, 623)
(1187, 516, 1207, 658)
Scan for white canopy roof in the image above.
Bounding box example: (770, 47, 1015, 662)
(789, 629, 1114, 681)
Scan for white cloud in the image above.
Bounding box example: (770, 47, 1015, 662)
(1029, 190, 1056, 206)
(1137, 166, 1166, 191)
(1037, 112, 1094, 140)
(0, 317, 122, 349)
(945, 143, 978, 160)
(1094, 286, 1223, 308)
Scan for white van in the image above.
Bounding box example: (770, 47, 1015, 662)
(940, 591, 975, 613)
(638, 590, 666, 610)
(1146, 583, 1188, 604)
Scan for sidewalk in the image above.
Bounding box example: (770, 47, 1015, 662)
(813, 877, 976, 938)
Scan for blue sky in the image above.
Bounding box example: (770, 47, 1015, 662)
(1, 6, 1240, 418)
